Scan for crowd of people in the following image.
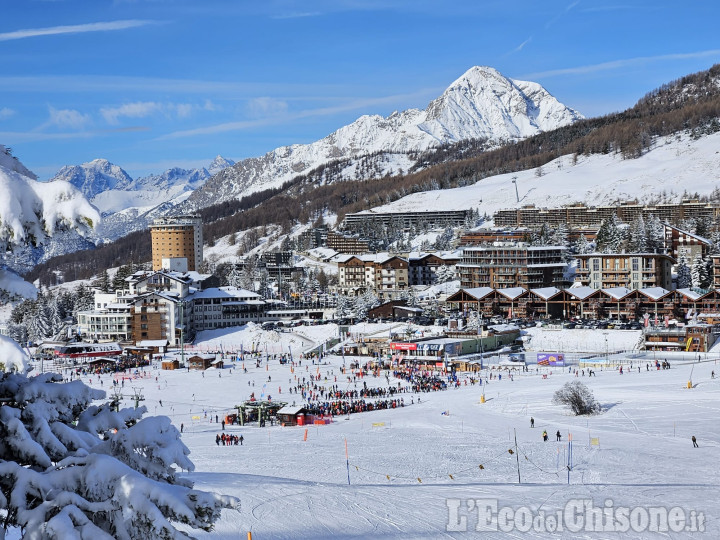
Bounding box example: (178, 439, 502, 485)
(216, 433, 243, 446)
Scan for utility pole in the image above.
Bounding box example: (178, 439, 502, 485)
(514, 428, 521, 484)
(511, 176, 520, 203)
(180, 299, 185, 368)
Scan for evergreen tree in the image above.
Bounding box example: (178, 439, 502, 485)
(645, 215, 665, 253)
(434, 265, 455, 284)
(532, 223, 552, 246)
(73, 284, 96, 315)
(434, 226, 454, 250)
(94, 269, 112, 293)
(336, 294, 354, 318)
(240, 257, 257, 291)
(710, 230, 720, 255)
(353, 291, 379, 319)
(227, 264, 243, 289)
(0, 353, 238, 538)
(112, 263, 137, 291)
(695, 216, 713, 238)
(316, 268, 330, 293)
(572, 234, 593, 255)
(550, 223, 568, 247)
(676, 256, 692, 289)
(626, 216, 647, 252)
(595, 214, 623, 253)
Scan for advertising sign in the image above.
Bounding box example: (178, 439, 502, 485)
(537, 353, 565, 367)
(390, 342, 417, 351)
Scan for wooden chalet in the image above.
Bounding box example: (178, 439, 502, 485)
(187, 354, 222, 370)
(276, 405, 308, 427)
(496, 287, 529, 318)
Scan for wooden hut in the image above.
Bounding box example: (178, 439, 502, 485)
(161, 359, 180, 370)
(188, 354, 218, 370)
(276, 405, 308, 427)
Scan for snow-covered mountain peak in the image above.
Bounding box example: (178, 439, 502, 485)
(421, 65, 583, 141)
(208, 155, 236, 176)
(182, 65, 583, 212)
(51, 158, 133, 199)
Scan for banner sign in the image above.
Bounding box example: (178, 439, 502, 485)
(537, 353, 565, 366)
(390, 342, 417, 351)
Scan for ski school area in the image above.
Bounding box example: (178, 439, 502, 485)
(44, 322, 717, 539)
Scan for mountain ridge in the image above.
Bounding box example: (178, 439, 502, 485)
(180, 66, 582, 212)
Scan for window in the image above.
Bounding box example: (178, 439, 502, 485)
(632, 258, 639, 271)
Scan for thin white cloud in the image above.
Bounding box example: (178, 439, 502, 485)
(246, 97, 289, 118)
(0, 107, 15, 120)
(0, 130, 96, 143)
(511, 36, 532, 54)
(42, 106, 92, 130)
(545, 0, 580, 30)
(100, 101, 206, 124)
(524, 50, 720, 79)
(101, 102, 163, 124)
(0, 20, 157, 42)
(271, 11, 323, 19)
(159, 89, 435, 140)
(0, 74, 336, 97)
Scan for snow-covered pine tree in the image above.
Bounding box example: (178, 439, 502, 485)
(676, 256, 692, 289)
(595, 214, 623, 253)
(550, 222, 568, 247)
(572, 234, 593, 255)
(695, 216, 713, 238)
(353, 290, 379, 319)
(710, 230, 720, 255)
(532, 223, 552, 246)
(705, 257, 715, 290)
(434, 226, 454, 250)
(0, 336, 238, 539)
(626, 216, 647, 252)
(690, 255, 713, 290)
(434, 265, 455, 284)
(227, 264, 243, 289)
(335, 294, 354, 318)
(645, 215, 665, 253)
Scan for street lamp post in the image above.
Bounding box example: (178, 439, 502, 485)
(603, 332, 609, 362)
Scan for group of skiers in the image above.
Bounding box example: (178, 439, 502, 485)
(216, 433, 243, 446)
(530, 418, 564, 442)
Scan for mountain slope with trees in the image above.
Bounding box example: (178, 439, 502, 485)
(22, 64, 720, 288)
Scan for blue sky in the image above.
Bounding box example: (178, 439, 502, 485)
(1, 1, 719, 180)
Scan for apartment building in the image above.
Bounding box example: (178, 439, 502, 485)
(325, 231, 371, 254)
(494, 200, 720, 229)
(76, 295, 133, 342)
(663, 223, 711, 262)
(457, 243, 567, 289)
(190, 286, 267, 330)
(407, 252, 460, 285)
(336, 254, 408, 299)
(575, 253, 674, 290)
(150, 215, 203, 271)
(343, 209, 471, 231)
(129, 292, 184, 346)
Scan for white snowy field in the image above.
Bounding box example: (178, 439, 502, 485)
(56, 336, 720, 539)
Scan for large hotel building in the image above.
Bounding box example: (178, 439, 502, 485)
(150, 216, 204, 271)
